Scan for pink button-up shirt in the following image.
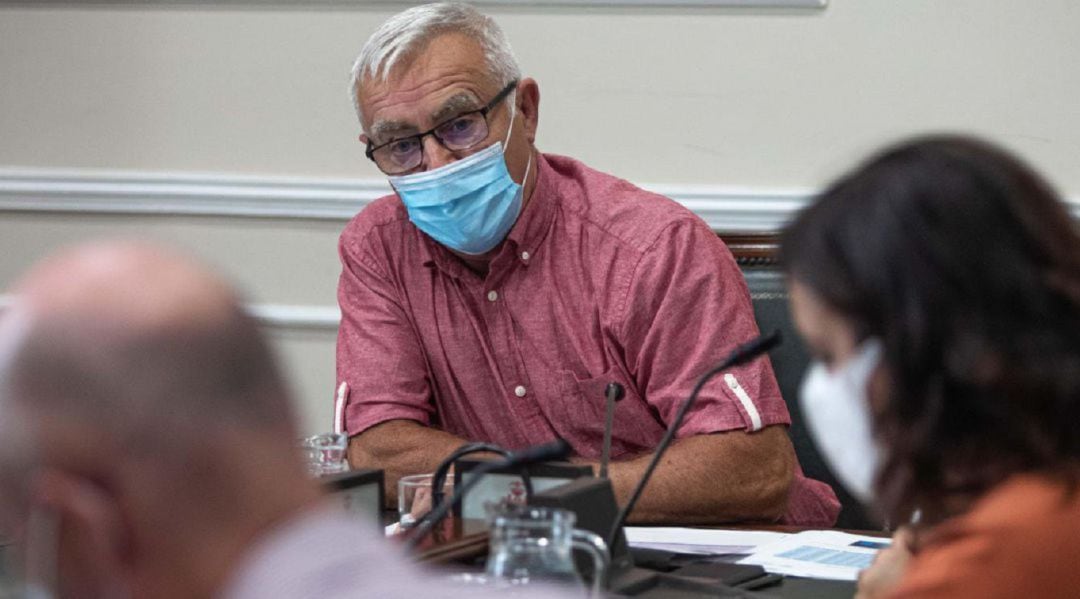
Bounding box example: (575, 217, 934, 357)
(337, 153, 839, 525)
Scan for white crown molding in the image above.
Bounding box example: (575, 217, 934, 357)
(0, 167, 815, 233)
(2, 166, 1077, 333)
(2, 165, 1077, 232)
(0, 168, 383, 221)
(644, 182, 813, 232)
(0, 294, 339, 330)
(248, 303, 341, 330)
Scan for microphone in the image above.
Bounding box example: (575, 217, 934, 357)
(404, 438, 572, 551)
(606, 330, 782, 549)
(506, 437, 574, 464)
(599, 382, 625, 479)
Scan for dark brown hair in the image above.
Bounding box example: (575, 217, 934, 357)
(782, 135, 1080, 526)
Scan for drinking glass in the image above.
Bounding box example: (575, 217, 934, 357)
(299, 433, 348, 476)
(398, 473, 453, 529)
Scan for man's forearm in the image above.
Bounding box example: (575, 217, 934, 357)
(595, 426, 795, 525)
(347, 419, 470, 505)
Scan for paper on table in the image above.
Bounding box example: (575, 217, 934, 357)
(624, 527, 790, 555)
(738, 530, 891, 581)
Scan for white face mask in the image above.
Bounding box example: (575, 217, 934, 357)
(799, 338, 884, 504)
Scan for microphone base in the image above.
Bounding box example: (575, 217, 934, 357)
(528, 476, 770, 597)
(529, 476, 631, 583)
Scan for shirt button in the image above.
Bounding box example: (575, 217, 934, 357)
(487, 290, 498, 302)
(514, 385, 527, 397)
(521, 251, 530, 261)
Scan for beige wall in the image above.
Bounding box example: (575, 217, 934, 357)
(2, 2, 1080, 186)
(2, 0, 1079, 433)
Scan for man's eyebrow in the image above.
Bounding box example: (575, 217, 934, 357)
(369, 120, 417, 142)
(368, 92, 482, 142)
(431, 92, 482, 124)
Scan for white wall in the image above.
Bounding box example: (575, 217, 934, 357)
(2, 0, 1079, 433)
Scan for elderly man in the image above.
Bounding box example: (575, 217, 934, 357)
(0, 242, 564, 598)
(338, 2, 838, 525)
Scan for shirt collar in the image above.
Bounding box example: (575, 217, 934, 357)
(505, 152, 557, 264)
(420, 152, 558, 279)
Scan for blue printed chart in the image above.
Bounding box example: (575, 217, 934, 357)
(740, 530, 891, 581)
(776, 545, 877, 569)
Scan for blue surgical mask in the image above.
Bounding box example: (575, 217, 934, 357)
(389, 107, 531, 256)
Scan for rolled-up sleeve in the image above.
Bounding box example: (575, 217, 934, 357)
(336, 226, 433, 436)
(618, 218, 790, 437)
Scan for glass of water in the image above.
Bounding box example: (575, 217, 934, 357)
(300, 433, 348, 476)
(398, 473, 453, 529)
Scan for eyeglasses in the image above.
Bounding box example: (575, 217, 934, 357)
(365, 80, 518, 175)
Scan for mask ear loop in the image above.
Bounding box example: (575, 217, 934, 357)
(520, 153, 533, 189)
(502, 91, 517, 148)
(501, 90, 533, 188)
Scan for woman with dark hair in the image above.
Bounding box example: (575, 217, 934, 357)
(782, 134, 1080, 598)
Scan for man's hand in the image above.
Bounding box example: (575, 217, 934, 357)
(856, 527, 914, 599)
(347, 419, 471, 506)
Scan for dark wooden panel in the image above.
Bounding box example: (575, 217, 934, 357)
(719, 232, 780, 267)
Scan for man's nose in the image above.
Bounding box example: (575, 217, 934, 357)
(420, 134, 456, 171)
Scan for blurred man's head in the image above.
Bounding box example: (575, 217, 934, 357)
(0, 241, 319, 598)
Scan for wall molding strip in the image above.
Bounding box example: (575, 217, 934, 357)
(248, 303, 341, 330)
(0, 294, 341, 331)
(5, 167, 1078, 230)
(0, 167, 817, 233)
(3, 166, 1079, 332)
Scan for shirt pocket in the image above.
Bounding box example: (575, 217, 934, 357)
(553, 369, 665, 459)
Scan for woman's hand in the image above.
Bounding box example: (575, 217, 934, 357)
(856, 527, 914, 599)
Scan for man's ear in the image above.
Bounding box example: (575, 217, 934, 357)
(31, 469, 133, 597)
(516, 78, 540, 145)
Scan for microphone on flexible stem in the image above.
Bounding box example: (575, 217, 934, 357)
(404, 438, 573, 552)
(606, 330, 782, 550)
(599, 383, 625, 479)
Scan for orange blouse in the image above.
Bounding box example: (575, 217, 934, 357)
(888, 474, 1080, 598)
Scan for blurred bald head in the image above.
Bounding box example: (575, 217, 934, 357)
(15, 240, 236, 330)
(0, 241, 316, 598)
(2, 241, 296, 445)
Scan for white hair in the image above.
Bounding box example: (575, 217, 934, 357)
(350, 2, 522, 125)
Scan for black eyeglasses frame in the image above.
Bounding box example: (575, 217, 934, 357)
(364, 80, 520, 172)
